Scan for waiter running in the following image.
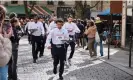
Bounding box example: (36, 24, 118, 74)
(63, 16, 80, 65)
(29, 16, 44, 63)
(48, 16, 57, 58)
(45, 18, 69, 80)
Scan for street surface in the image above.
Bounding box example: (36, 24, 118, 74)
(17, 38, 133, 80)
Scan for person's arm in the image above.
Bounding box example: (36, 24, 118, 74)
(40, 23, 45, 35)
(48, 23, 52, 34)
(45, 30, 53, 49)
(45, 23, 49, 34)
(64, 29, 69, 41)
(74, 23, 80, 33)
(24, 22, 29, 31)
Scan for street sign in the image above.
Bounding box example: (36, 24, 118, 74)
(57, 7, 75, 21)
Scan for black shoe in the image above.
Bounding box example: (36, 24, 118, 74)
(59, 76, 63, 80)
(68, 59, 71, 66)
(8, 78, 13, 80)
(53, 67, 57, 74)
(39, 54, 44, 58)
(85, 47, 88, 50)
(33, 59, 36, 63)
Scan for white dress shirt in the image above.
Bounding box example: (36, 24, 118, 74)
(48, 21, 57, 33)
(30, 21, 44, 36)
(24, 22, 34, 34)
(45, 28, 69, 47)
(63, 22, 80, 35)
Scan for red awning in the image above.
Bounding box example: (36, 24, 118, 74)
(27, 5, 51, 15)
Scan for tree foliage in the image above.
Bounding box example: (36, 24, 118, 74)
(75, 1, 100, 19)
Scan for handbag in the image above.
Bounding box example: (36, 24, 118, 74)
(0, 34, 12, 67)
(95, 31, 100, 43)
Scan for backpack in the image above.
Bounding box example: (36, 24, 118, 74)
(0, 34, 12, 67)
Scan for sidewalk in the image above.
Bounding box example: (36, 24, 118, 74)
(101, 47, 133, 76)
(78, 44, 133, 76)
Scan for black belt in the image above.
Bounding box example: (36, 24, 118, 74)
(53, 44, 64, 48)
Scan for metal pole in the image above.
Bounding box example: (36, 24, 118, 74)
(129, 35, 132, 68)
(129, 8, 133, 68)
(108, 14, 112, 59)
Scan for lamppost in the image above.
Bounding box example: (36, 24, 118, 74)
(129, 2, 133, 68)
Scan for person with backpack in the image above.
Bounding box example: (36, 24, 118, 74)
(95, 17, 105, 56)
(0, 5, 12, 80)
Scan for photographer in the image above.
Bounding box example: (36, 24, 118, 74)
(0, 5, 12, 80)
(8, 17, 23, 80)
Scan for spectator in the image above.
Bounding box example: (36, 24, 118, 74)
(85, 21, 97, 58)
(0, 5, 12, 80)
(95, 17, 105, 56)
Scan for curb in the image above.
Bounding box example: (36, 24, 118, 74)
(100, 58, 133, 76)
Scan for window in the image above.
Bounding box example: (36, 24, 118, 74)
(58, 1, 65, 6)
(29, 1, 37, 5)
(47, 1, 54, 5)
(11, 1, 18, 4)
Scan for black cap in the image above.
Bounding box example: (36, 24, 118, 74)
(55, 18, 64, 23)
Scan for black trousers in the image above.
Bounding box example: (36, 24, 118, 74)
(8, 43, 19, 80)
(52, 44, 66, 76)
(50, 41, 54, 58)
(32, 35, 41, 60)
(28, 33, 32, 44)
(65, 41, 75, 60)
(40, 36, 47, 56)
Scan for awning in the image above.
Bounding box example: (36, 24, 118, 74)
(6, 5, 52, 15)
(98, 8, 121, 16)
(27, 5, 52, 15)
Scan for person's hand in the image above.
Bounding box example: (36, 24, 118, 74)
(48, 46, 52, 49)
(3, 31, 9, 38)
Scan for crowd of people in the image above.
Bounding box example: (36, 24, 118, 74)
(0, 5, 120, 80)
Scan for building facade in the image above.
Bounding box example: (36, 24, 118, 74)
(121, 1, 133, 48)
(0, 1, 110, 16)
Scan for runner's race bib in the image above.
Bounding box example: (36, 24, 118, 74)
(56, 35, 64, 41)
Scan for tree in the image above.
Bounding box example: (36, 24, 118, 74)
(75, 1, 100, 19)
(23, 1, 36, 18)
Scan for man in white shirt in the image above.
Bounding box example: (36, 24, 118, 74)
(25, 19, 34, 44)
(63, 16, 80, 65)
(48, 16, 57, 33)
(45, 19, 69, 80)
(48, 16, 57, 58)
(29, 16, 44, 63)
(38, 16, 49, 57)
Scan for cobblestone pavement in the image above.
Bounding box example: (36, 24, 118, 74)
(17, 38, 133, 80)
